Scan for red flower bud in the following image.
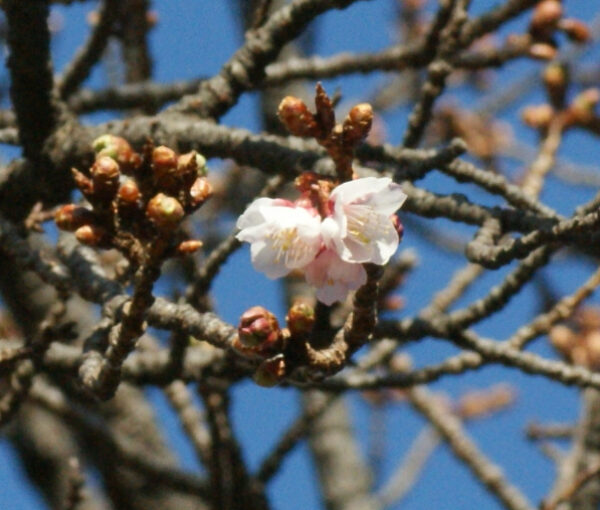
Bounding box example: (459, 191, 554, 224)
(177, 151, 207, 178)
(286, 301, 315, 337)
(189, 177, 213, 206)
(152, 145, 178, 181)
(74, 224, 109, 246)
(176, 239, 203, 255)
(92, 134, 140, 170)
(559, 18, 590, 43)
(147, 193, 185, 229)
(343, 103, 374, 146)
(55, 204, 95, 232)
(278, 96, 318, 137)
(91, 156, 120, 198)
(238, 306, 281, 348)
(530, 0, 562, 33)
(118, 179, 141, 205)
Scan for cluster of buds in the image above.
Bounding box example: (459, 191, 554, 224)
(550, 307, 600, 371)
(278, 83, 373, 181)
(522, 84, 599, 132)
(233, 301, 316, 387)
(526, 0, 589, 60)
(55, 135, 211, 265)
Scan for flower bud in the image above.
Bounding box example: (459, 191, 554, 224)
(118, 179, 141, 205)
(55, 204, 95, 232)
(286, 301, 315, 337)
(382, 295, 405, 311)
(543, 63, 568, 107)
(549, 324, 575, 357)
(343, 103, 373, 146)
(278, 96, 318, 137)
(559, 18, 590, 43)
(147, 193, 185, 229)
(571, 344, 589, 368)
(176, 239, 203, 255)
(238, 306, 281, 348)
(152, 145, 178, 181)
(178, 151, 207, 178)
(521, 104, 554, 129)
(530, 0, 562, 34)
(253, 355, 286, 387)
(569, 88, 599, 125)
(92, 134, 139, 170)
(189, 177, 213, 206)
(578, 307, 600, 332)
(91, 156, 120, 198)
(528, 43, 557, 61)
(74, 224, 109, 246)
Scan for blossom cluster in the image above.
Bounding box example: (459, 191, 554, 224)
(236, 177, 407, 304)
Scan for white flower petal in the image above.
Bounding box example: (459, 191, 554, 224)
(237, 198, 323, 279)
(331, 177, 391, 205)
(305, 249, 367, 304)
(326, 177, 405, 265)
(314, 282, 350, 306)
(236, 197, 274, 230)
(362, 182, 407, 216)
(250, 241, 290, 279)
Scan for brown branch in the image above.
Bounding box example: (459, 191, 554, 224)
(58, 0, 121, 99)
(408, 387, 534, 510)
(3, 0, 59, 161)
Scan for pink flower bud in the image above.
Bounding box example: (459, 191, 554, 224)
(238, 306, 281, 348)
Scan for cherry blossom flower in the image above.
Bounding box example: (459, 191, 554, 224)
(304, 249, 367, 305)
(236, 177, 407, 304)
(236, 198, 322, 279)
(322, 177, 407, 265)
